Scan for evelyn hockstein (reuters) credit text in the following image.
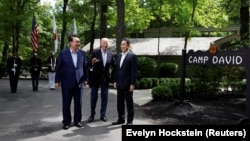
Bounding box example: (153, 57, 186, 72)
(126, 128, 246, 139)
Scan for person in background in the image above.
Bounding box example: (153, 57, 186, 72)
(7, 52, 22, 93)
(30, 52, 42, 91)
(112, 38, 137, 125)
(47, 51, 56, 90)
(87, 37, 116, 123)
(55, 34, 87, 130)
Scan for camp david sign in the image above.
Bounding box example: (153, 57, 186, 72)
(186, 48, 248, 67)
(184, 47, 250, 120)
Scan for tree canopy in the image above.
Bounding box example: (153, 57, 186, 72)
(0, 0, 247, 65)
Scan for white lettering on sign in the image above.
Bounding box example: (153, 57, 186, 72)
(188, 56, 209, 64)
(212, 56, 242, 65)
(188, 55, 243, 65)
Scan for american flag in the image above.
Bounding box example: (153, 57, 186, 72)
(31, 15, 39, 52)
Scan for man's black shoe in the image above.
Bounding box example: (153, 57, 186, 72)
(126, 122, 133, 125)
(75, 122, 83, 128)
(88, 116, 94, 122)
(100, 116, 107, 122)
(112, 120, 125, 125)
(63, 125, 70, 130)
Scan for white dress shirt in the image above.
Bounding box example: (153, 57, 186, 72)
(70, 48, 78, 67)
(101, 49, 107, 67)
(120, 50, 129, 68)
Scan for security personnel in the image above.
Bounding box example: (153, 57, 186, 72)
(47, 51, 56, 90)
(7, 52, 22, 93)
(30, 52, 42, 91)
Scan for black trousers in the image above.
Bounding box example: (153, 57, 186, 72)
(117, 87, 134, 123)
(9, 73, 19, 93)
(31, 71, 40, 90)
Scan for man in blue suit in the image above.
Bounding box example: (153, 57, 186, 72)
(87, 38, 115, 123)
(55, 34, 87, 130)
(112, 38, 137, 125)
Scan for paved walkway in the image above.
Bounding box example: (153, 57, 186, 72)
(0, 79, 155, 141)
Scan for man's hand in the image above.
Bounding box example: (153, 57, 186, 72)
(92, 58, 100, 65)
(113, 82, 117, 89)
(83, 81, 88, 88)
(83, 81, 88, 85)
(129, 85, 135, 92)
(55, 83, 60, 90)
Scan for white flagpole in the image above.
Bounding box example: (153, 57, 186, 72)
(73, 18, 77, 35)
(53, 14, 58, 53)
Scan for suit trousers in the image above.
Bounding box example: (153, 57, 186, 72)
(61, 82, 82, 126)
(117, 87, 134, 123)
(90, 82, 108, 117)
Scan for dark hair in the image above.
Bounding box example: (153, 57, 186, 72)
(121, 38, 130, 46)
(69, 34, 79, 42)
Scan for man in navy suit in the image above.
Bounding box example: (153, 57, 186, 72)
(87, 38, 115, 123)
(112, 38, 137, 125)
(55, 34, 87, 130)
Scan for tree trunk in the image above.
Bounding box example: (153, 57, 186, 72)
(100, 2, 108, 39)
(156, 0, 162, 77)
(2, 42, 9, 62)
(116, 0, 125, 54)
(60, 0, 69, 50)
(89, 0, 97, 55)
(15, 22, 20, 53)
(11, 24, 16, 53)
(240, 0, 249, 46)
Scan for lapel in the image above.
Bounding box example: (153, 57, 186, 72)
(98, 49, 104, 67)
(76, 50, 82, 68)
(117, 54, 122, 68)
(106, 51, 111, 65)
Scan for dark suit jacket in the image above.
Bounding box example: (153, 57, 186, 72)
(55, 48, 87, 89)
(115, 51, 137, 90)
(88, 48, 115, 87)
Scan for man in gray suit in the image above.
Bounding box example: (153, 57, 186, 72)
(112, 38, 137, 125)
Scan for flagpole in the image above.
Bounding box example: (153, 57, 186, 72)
(53, 14, 58, 53)
(73, 18, 77, 35)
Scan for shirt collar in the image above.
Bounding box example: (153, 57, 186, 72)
(122, 50, 129, 56)
(70, 48, 78, 54)
(101, 48, 107, 54)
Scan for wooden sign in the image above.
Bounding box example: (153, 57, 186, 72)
(186, 47, 249, 67)
(184, 46, 250, 122)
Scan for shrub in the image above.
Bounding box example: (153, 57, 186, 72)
(137, 57, 157, 78)
(135, 80, 140, 89)
(151, 78, 159, 87)
(151, 86, 173, 101)
(145, 78, 153, 88)
(159, 78, 166, 84)
(158, 62, 178, 78)
(0, 62, 7, 78)
(139, 79, 148, 89)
